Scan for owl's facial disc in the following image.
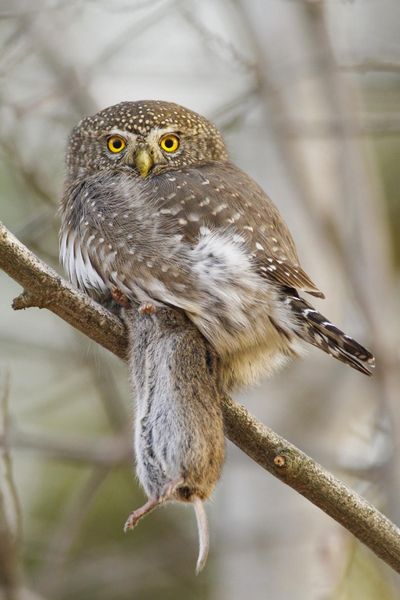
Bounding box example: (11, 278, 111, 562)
(133, 130, 181, 177)
(101, 123, 189, 177)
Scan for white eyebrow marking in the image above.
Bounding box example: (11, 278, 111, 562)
(145, 126, 179, 147)
(108, 128, 137, 141)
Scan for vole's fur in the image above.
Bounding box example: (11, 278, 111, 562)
(124, 306, 225, 573)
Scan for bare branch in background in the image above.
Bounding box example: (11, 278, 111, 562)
(339, 61, 400, 74)
(83, 347, 129, 433)
(13, 11, 97, 117)
(0, 371, 23, 600)
(235, 0, 400, 525)
(0, 139, 56, 209)
(211, 85, 260, 131)
(273, 115, 400, 138)
(89, 1, 176, 79)
(2, 430, 130, 467)
(179, 4, 255, 72)
(38, 467, 109, 598)
(1, 220, 400, 574)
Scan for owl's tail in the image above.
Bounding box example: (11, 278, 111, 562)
(287, 294, 375, 376)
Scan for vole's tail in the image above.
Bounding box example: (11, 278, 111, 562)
(193, 497, 209, 574)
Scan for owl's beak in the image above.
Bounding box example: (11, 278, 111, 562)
(135, 148, 153, 178)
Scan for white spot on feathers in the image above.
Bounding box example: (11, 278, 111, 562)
(200, 226, 211, 236)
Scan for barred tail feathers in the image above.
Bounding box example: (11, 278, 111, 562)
(287, 296, 375, 376)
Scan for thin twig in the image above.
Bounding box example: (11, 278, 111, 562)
(1, 220, 400, 573)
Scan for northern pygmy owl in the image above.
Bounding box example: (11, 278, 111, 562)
(60, 100, 374, 388)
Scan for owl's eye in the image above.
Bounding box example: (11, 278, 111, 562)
(160, 133, 180, 153)
(107, 135, 126, 153)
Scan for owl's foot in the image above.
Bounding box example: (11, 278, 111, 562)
(138, 302, 157, 315)
(111, 287, 130, 307)
(123, 497, 160, 532)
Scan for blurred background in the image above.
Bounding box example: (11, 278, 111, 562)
(0, 0, 400, 598)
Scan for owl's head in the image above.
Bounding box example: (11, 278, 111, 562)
(66, 100, 228, 180)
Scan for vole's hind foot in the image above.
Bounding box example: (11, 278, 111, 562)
(123, 497, 160, 532)
(138, 302, 157, 315)
(124, 478, 184, 533)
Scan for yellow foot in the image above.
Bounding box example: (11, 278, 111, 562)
(138, 302, 157, 315)
(111, 287, 130, 308)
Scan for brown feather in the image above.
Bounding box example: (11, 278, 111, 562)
(153, 161, 325, 299)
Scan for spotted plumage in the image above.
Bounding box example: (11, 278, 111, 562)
(60, 100, 374, 388)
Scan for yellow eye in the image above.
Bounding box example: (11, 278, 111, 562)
(107, 135, 126, 153)
(160, 133, 180, 153)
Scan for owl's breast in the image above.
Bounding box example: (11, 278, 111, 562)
(60, 169, 301, 387)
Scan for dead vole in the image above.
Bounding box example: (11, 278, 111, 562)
(124, 305, 225, 573)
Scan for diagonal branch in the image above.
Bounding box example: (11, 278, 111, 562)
(0, 221, 127, 359)
(1, 220, 400, 573)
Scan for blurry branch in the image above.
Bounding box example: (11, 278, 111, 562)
(0, 140, 55, 208)
(179, 5, 254, 72)
(96, 0, 166, 12)
(300, 2, 396, 349)
(219, 114, 400, 138)
(234, 0, 396, 329)
(84, 347, 129, 432)
(2, 430, 129, 467)
(15, 210, 54, 242)
(39, 467, 109, 597)
(339, 61, 400, 74)
(89, 0, 176, 77)
(235, 0, 399, 504)
(0, 20, 31, 75)
(12, 88, 63, 119)
(273, 114, 400, 138)
(2, 221, 400, 574)
(0, 371, 22, 600)
(211, 85, 259, 131)
(0, 223, 127, 360)
(14, 10, 97, 116)
(300, 3, 400, 513)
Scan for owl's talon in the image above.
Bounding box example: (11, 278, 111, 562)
(138, 302, 157, 315)
(111, 287, 130, 307)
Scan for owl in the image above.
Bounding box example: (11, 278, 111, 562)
(60, 100, 374, 389)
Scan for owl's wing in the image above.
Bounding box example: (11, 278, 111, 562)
(155, 162, 325, 299)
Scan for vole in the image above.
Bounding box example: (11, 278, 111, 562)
(123, 304, 225, 574)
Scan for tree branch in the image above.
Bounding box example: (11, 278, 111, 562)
(0, 221, 127, 360)
(1, 220, 400, 573)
